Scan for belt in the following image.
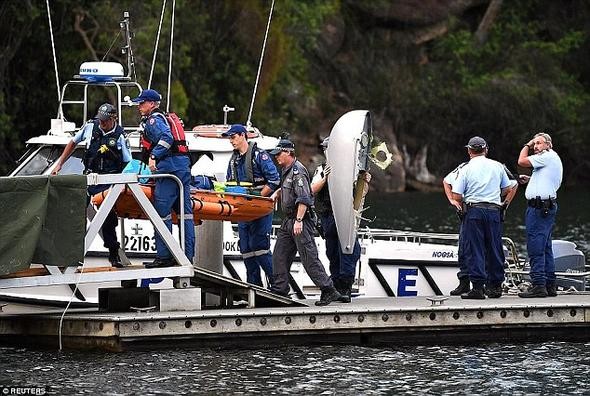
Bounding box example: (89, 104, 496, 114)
(466, 202, 501, 210)
(528, 198, 556, 209)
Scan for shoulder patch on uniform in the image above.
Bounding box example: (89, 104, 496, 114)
(261, 153, 269, 161)
(149, 118, 155, 125)
(298, 178, 304, 187)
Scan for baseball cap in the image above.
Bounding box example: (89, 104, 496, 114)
(131, 89, 162, 103)
(96, 103, 117, 121)
(221, 124, 247, 137)
(269, 137, 295, 155)
(465, 136, 487, 150)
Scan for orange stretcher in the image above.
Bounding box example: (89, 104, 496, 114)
(91, 185, 274, 222)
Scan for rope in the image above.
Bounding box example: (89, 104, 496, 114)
(58, 262, 86, 351)
(166, 0, 176, 112)
(45, 0, 61, 108)
(148, 0, 168, 89)
(101, 30, 121, 62)
(246, 0, 275, 128)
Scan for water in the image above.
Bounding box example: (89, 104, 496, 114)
(2, 343, 590, 395)
(1, 189, 589, 394)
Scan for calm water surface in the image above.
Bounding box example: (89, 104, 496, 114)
(2, 343, 590, 395)
(1, 189, 589, 394)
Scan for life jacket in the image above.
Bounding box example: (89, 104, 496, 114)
(228, 142, 265, 187)
(140, 109, 189, 158)
(83, 121, 125, 174)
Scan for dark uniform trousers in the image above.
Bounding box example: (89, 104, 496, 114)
(272, 217, 333, 296)
(463, 207, 505, 288)
(526, 203, 558, 286)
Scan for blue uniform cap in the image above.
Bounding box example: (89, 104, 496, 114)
(131, 89, 162, 103)
(222, 124, 247, 137)
(465, 136, 487, 150)
(269, 138, 295, 155)
(96, 103, 117, 121)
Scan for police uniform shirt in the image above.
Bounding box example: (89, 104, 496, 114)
(452, 156, 514, 205)
(524, 149, 563, 200)
(443, 162, 467, 186)
(73, 121, 132, 162)
(280, 160, 314, 215)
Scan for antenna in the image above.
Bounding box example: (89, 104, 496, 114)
(120, 12, 136, 79)
(223, 105, 235, 125)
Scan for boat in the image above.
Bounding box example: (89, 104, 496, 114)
(0, 11, 586, 308)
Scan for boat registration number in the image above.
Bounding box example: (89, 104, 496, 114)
(124, 235, 156, 252)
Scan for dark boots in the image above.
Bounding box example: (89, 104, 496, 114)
(461, 286, 486, 299)
(518, 284, 548, 298)
(334, 277, 353, 303)
(450, 278, 471, 296)
(546, 283, 557, 297)
(315, 286, 342, 306)
(485, 284, 503, 299)
(108, 245, 124, 268)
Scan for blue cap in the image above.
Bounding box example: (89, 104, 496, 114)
(131, 89, 162, 103)
(222, 124, 247, 137)
(465, 136, 487, 150)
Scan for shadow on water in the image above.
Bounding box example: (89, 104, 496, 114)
(365, 186, 590, 258)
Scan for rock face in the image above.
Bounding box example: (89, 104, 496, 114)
(300, 1, 490, 192)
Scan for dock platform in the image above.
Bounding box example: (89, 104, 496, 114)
(2, 293, 590, 351)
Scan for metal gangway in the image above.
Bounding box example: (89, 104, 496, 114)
(0, 173, 300, 309)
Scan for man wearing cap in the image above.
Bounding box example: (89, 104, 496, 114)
(222, 124, 280, 287)
(52, 103, 131, 268)
(517, 132, 563, 298)
(451, 136, 517, 299)
(132, 89, 195, 268)
(269, 137, 342, 305)
(311, 136, 368, 303)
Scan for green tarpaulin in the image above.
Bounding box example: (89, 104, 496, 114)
(0, 175, 86, 275)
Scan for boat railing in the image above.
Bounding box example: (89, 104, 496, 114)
(358, 227, 459, 245)
(54, 79, 142, 136)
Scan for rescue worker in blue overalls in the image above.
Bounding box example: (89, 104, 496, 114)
(269, 137, 341, 305)
(311, 137, 368, 303)
(52, 103, 132, 268)
(222, 124, 280, 287)
(132, 89, 195, 268)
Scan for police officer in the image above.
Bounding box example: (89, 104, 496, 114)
(222, 124, 280, 286)
(132, 89, 195, 268)
(445, 159, 518, 296)
(517, 132, 563, 298)
(311, 137, 367, 303)
(452, 136, 517, 299)
(443, 161, 470, 295)
(52, 103, 131, 268)
(269, 137, 341, 305)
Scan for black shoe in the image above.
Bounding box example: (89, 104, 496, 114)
(450, 278, 471, 296)
(315, 287, 342, 306)
(546, 283, 557, 297)
(485, 285, 503, 299)
(461, 287, 485, 299)
(108, 247, 124, 268)
(518, 285, 548, 298)
(145, 257, 176, 269)
(335, 277, 353, 303)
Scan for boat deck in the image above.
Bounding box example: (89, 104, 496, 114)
(2, 293, 590, 351)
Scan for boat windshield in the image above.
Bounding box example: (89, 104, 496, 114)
(13, 146, 84, 176)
